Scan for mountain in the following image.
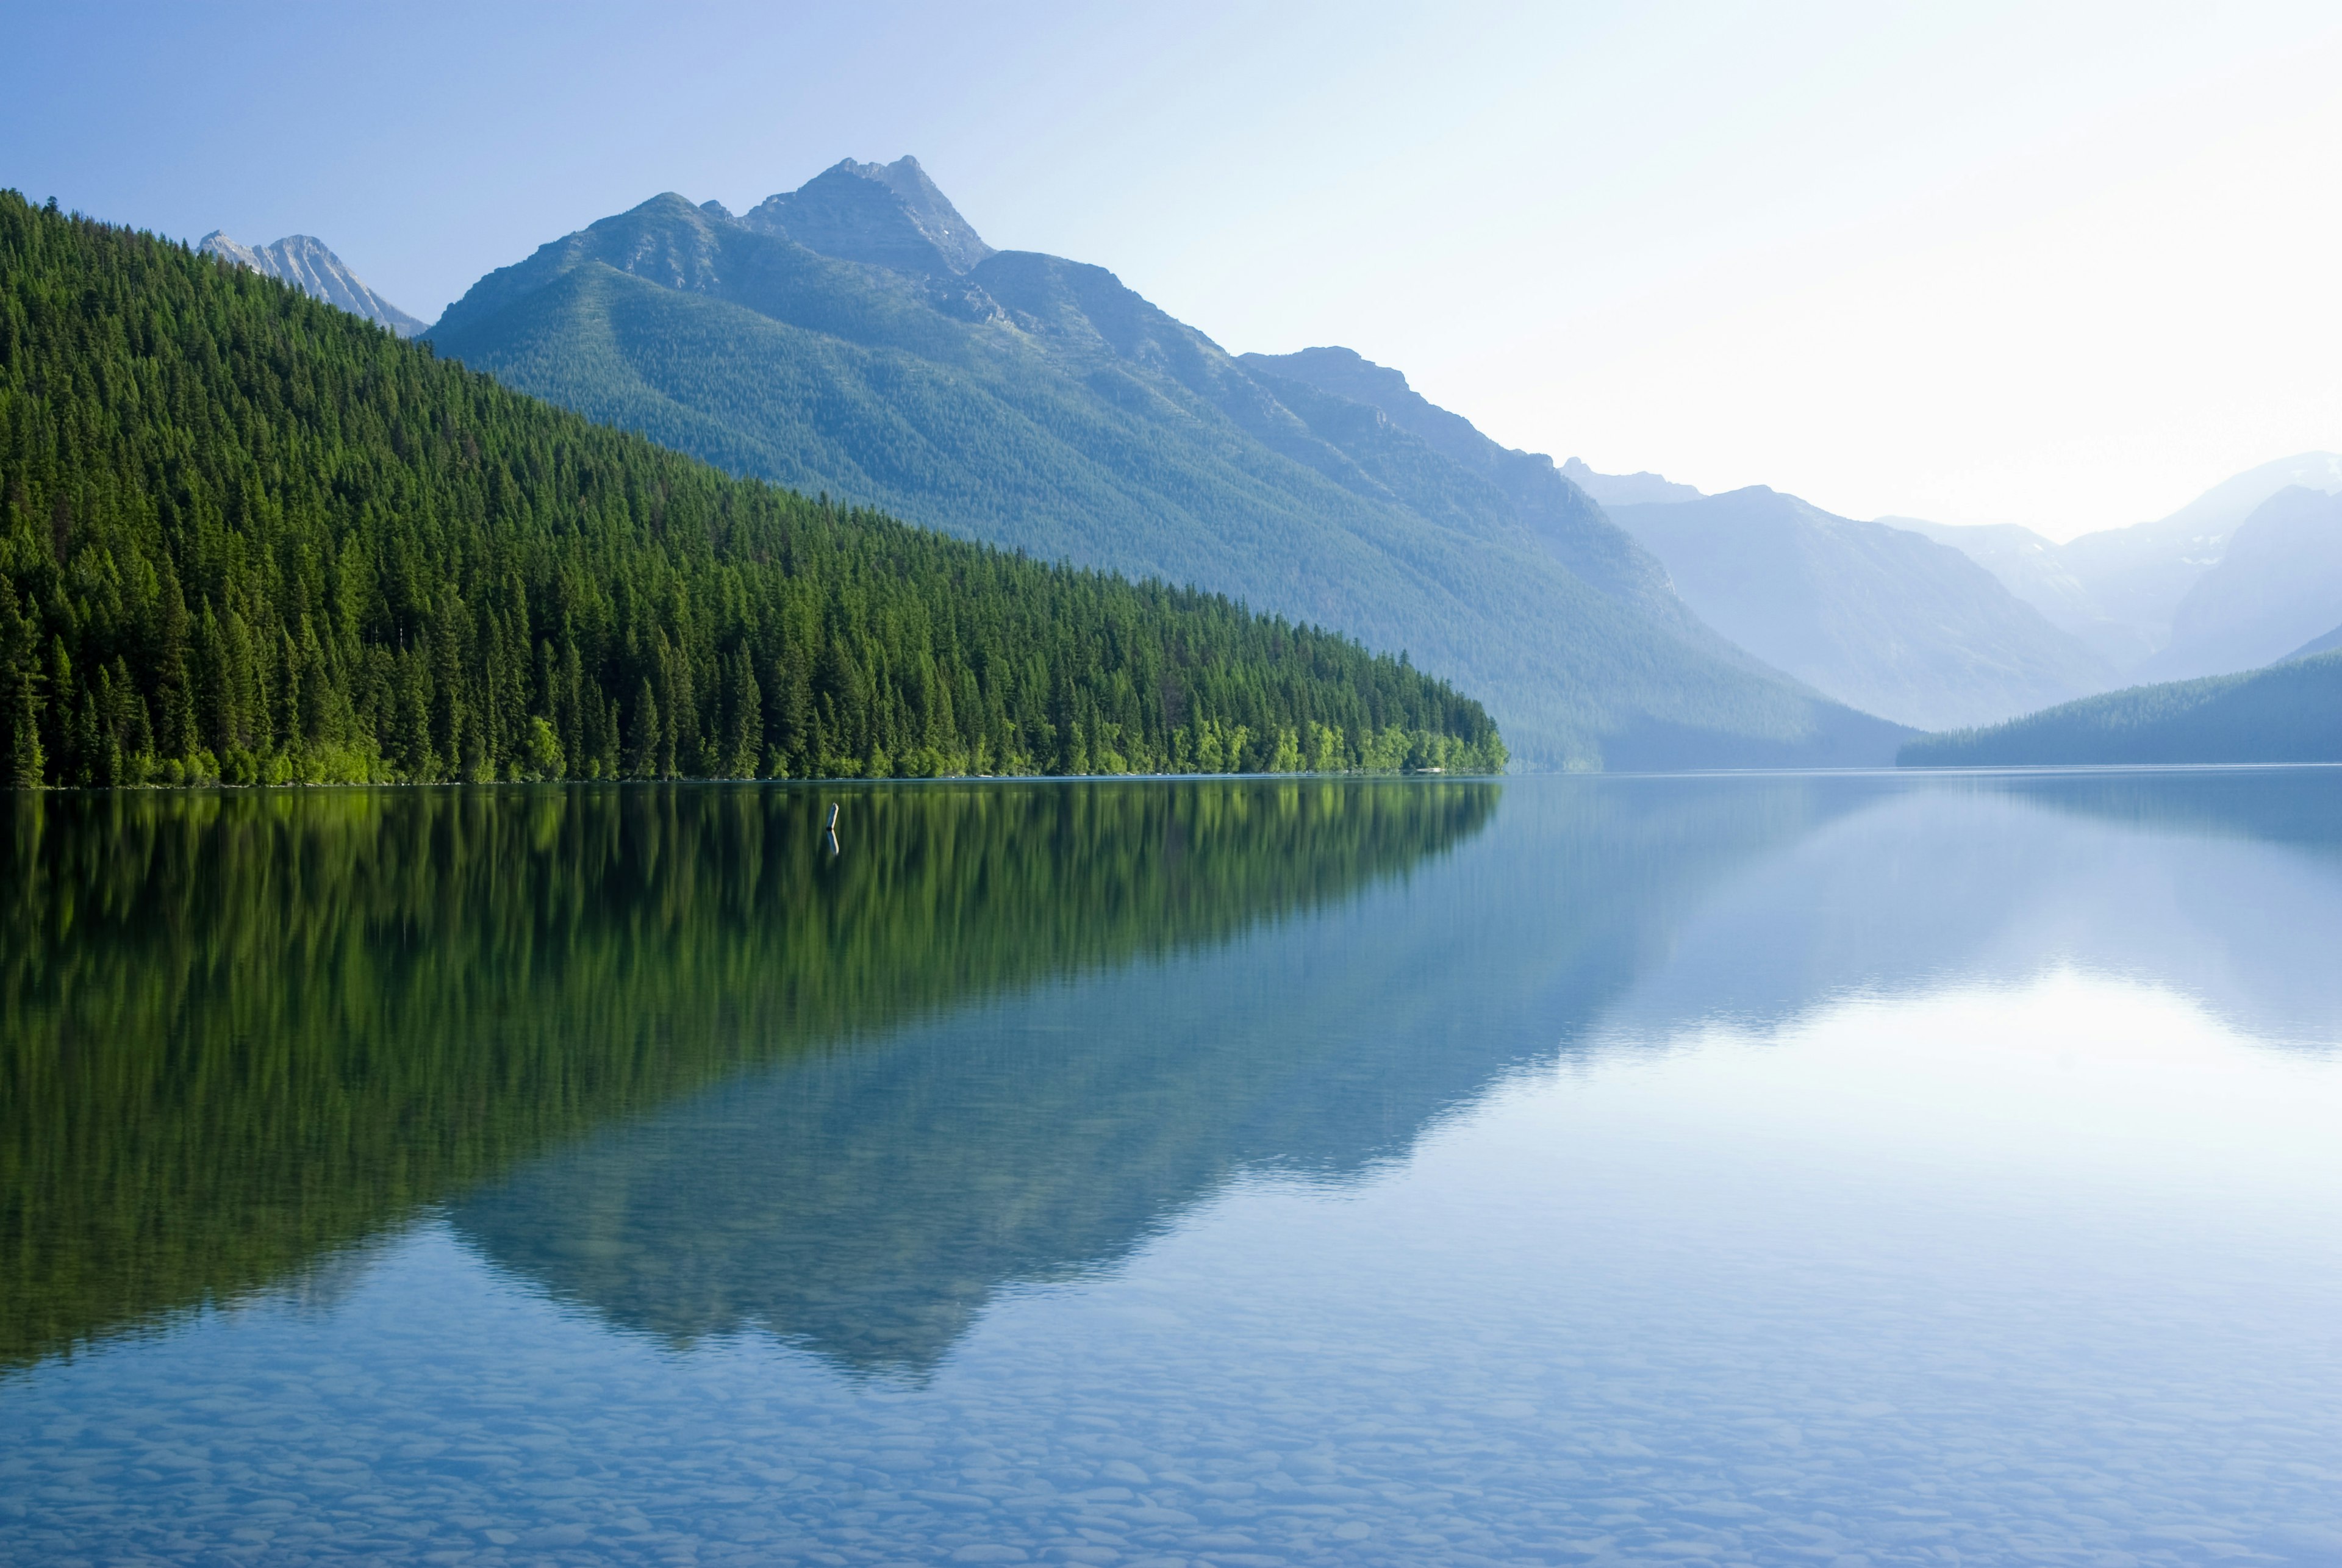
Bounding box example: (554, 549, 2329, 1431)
(1234, 346, 1680, 612)
(196, 229, 424, 336)
(1886, 517, 2144, 666)
(1605, 488, 2114, 731)
(0, 191, 1505, 789)
(2135, 486, 2342, 682)
(1899, 649, 2342, 767)
(1560, 456, 1703, 507)
(735, 154, 994, 276)
(2057, 452, 2342, 652)
(2285, 621, 2342, 661)
(422, 160, 1910, 770)
(1905, 454, 2342, 674)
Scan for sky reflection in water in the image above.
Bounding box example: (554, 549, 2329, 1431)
(2, 771, 2339, 1566)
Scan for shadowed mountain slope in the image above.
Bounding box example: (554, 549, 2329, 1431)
(425, 168, 1908, 770)
(1608, 489, 2112, 731)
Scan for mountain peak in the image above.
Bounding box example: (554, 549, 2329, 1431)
(198, 229, 423, 337)
(736, 155, 993, 277)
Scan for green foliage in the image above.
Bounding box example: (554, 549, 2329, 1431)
(0, 778, 1497, 1370)
(0, 192, 1504, 787)
(1899, 650, 2342, 766)
(426, 196, 1897, 770)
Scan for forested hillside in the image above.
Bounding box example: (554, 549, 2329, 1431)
(1899, 650, 2342, 766)
(426, 168, 1909, 770)
(0, 193, 1504, 787)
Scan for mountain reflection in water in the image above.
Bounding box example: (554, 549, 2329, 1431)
(5, 770, 2342, 1566)
(0, 779, 1495, 1372)
(449, 768, 2342, 1375)
(9, 770, 2341, 1381)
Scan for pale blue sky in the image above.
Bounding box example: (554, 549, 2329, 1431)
(10, 1, 2339, 535)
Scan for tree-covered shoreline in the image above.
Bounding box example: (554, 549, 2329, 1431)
(0, 193, 1504, 788)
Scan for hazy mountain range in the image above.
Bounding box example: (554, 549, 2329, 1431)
(1602, 488, 2112, 731)
(197, 231, 424, 337)
(204, 159, 2342, 765)
(1902, 453, 2342, 673)
(411, 157, 1908, 770)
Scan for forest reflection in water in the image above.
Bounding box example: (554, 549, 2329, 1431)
(3, 769, 2341, 1565)
(12, 769, 2340, 1382)
(0, 778, 1497, 1372)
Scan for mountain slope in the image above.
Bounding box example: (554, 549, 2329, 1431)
(2285, 622, 2342, 661)
(426, 170, 1908, 769)
(737, 155, 994, 276)
(1903, 454, 2342, 674)
(2055, 452, 2342, 657)
(1900, 651, 2342, 767)
(2136, 486, 2342, 682)
(0, 191, 1503, 788)
(1237, 347, 1676, 614)
(1609, 489, 2114, 731)
(1887, 517, 2146, 666)
(197, 230, 424, 335)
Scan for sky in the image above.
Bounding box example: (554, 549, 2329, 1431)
(9, 1, 2340, 539)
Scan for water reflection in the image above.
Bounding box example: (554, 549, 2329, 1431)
(0, 779, 1495, 1372)
(451, 769, 2342, 1376)
(3, 770, 2341, 1564)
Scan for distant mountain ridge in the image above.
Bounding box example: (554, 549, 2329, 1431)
(1608, 487, 2113, 731)
(1561, 457, 1703, 508)
(1911, 453, 2342, 673)
(424, 159, 1910, 770)
(2134, 486, 2342, 682)
(197, 231, 424, 337)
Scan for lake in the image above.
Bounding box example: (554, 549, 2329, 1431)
(3, 771, 2339, 1566)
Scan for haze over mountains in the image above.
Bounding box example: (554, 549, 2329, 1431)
(205, 156, 2342, 765)
(197, 231, 424, 337)
(1604, 488, 2111, 732)
(418, 156, 1908, 770)
(1905, 453, 2342, 675)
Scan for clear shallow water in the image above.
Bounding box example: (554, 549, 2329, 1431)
(4, 771, 2340, 1566)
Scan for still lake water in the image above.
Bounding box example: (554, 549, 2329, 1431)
(4, 771, 2340, 1566)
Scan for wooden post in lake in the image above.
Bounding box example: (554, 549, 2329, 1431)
(825, 801, 840, 856)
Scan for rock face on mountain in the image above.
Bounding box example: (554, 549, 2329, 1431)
(1608, 488, 2113, 732)
(197, 231, 424, 337)
(424, 163, 1910, 770)
(737, 156, 994, 277)
(2138, 486, 2342, 682)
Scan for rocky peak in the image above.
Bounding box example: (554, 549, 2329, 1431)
(736, 156, 994, 278)
(198, 230, 424, 337)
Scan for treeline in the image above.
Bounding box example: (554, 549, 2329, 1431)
(0, 192, 1505, 787)
(1899, 649, 2342, 767)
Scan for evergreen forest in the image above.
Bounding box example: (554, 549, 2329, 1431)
(1898, 648, 2342, 767)
(0, 193, 1505, 787)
